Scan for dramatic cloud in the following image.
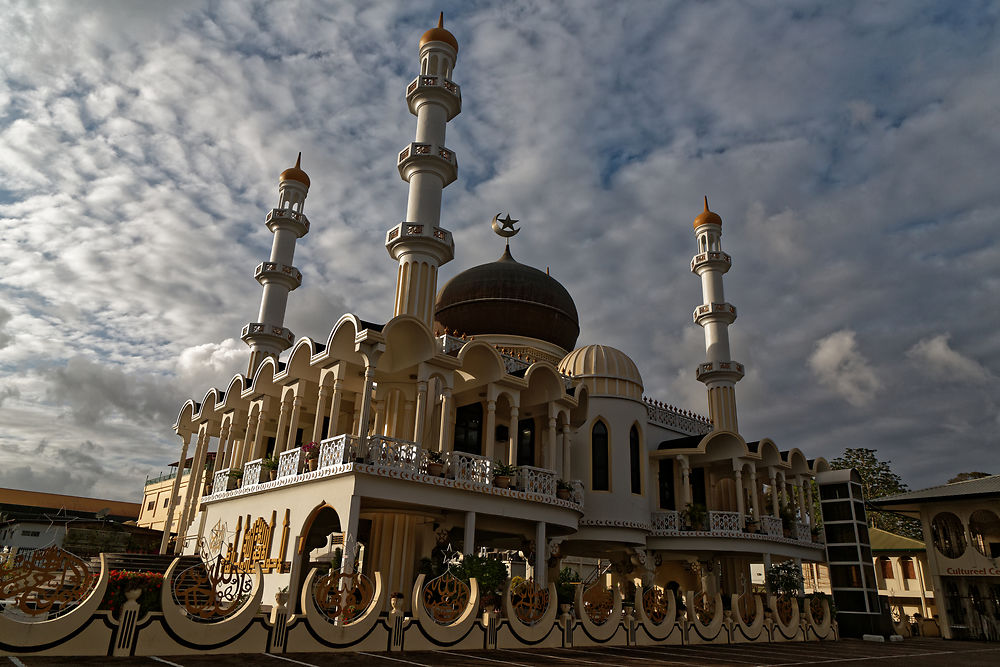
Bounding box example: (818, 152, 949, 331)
(809, 331, 882, 407)
(907, 334, 992, 383)
(1, 1, 998, 496)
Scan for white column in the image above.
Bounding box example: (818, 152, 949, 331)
(806, 479, 816, 526)
(438, 386, 453, 452)
(561, 425, 571, 480)
(733, 461, 746, 529)
(286, 394, 303, 451)
(175, 425, 208, 555)
(678, 455, 691, 508)
(356, 367, 377, 441)
(274, 396, 292, 454)
(508, 406, 519, 466)
(326, 379, 344, 438)
(763, 552, 773, 594)
(749, 469, 761, 524)
(484, 399, 496, 460)
(312, 384, 330, 444)
(769, 469, 780, 517)
(413, 380, 428, 445)
(341, 494, 362, 575)
(212, 420, 232, 474)
(535, 521, 547, 587)
(546, 414, 557, 471)
(464, 511, 476, 556)
(159, 432, 191, 554)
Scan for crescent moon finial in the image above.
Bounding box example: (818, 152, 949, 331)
(491, 212, 520, 238)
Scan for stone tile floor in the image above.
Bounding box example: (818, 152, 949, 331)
(6, 639, 1000, 666)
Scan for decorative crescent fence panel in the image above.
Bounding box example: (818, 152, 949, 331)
(0, 563, 837, 657)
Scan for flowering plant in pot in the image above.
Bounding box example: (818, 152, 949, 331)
(426, 450, 445, 476)
(556, 479, 574, 500)
(301, 441, 319, 470)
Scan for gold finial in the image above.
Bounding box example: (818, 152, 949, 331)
(295, 152, 302, 169)
(420, 11, 459, 52)
(279, 151, 310, 188)
(692, 194, 722, 229)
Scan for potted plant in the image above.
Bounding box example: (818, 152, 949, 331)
(683, 502, 708, 531)
(390, 591, 405, 614)
(426, 450, 445, 476)
(779, 504, 796, 538)
(262, 456, 279, 481)
(227, 467, 243, 490)
(493, 460, 517, 488)
(301, 441, 319, 471)
(556, 567, 580, 614)
(274, 585, 289, 607)
(810, 525, 823, 542)
(556, 479, 574, 500)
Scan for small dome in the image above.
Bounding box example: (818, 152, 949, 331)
(559, 345, 644, 400)
(420, 13, 458, 52)
(692, 195, 722, 229)
(434, 246, 579, 352)
(280, 152, 310, 188)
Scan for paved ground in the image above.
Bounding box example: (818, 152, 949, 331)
(6, 639, 1000, 666)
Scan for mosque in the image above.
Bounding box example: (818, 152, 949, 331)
(151, 15, 830, 609)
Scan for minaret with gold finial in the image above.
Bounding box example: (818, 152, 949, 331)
(385, 13, 461, 326)
(242, 153, 311, 375)
(691, 197, 745, 432)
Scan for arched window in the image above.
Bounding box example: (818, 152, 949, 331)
(591, 421, 609, 491)
(629, 425, 641, 494)
(931, 512, 966, 559)
(516, 418, 535, 467)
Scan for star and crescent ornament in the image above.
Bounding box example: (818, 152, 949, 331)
(491, 212, 520, 238)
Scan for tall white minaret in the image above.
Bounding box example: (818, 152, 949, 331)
(691, 197, 745, 432)
(385, 13, 460, 326)
(242, 153, 311, 374)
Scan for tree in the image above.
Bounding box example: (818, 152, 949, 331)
(948, 471, 992, 484)
(830, 447, 921, 539)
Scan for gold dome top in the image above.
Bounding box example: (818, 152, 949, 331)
(692, 195, 722, 229)
(419, 12, 458, 53)
(279, 152, 310, 188)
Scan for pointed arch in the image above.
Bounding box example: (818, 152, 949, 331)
(590, 417, 611, 492)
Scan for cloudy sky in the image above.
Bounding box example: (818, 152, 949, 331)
(1, 1, 997, 502)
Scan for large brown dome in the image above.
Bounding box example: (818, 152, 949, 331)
(434, 246, 580, 352)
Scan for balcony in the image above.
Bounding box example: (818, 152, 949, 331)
(205, 434, 583, 511)
(649, 510, 823, 549)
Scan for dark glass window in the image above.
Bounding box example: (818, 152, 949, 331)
(658, 459, 675, 510)
(453, 403, 483, 455)
(690, 467, 707, 506)
(592, 422, 609, 490)
(820, 483, 849, 501)
(517, 418, 535, 467)
(822, 500, 854, 522)
(827, 545, 860, 562)
(629, 426, 641, 494)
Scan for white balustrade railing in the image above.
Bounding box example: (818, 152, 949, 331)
(318, 434, 361, 468)
(212, 469, 230, 493)
(709, 510, 743, 533)
(651, 510, 681, 533)
(243, 459, 263, 488)
(761, 516, 783, 537)
(278, 449, 301, 479)
(793, 521, 811, 542)
(204, 434, 582, 509)
(446, 450, 492, 484)
(364, 435, 424, 473)
(517, 466, 557, 497)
